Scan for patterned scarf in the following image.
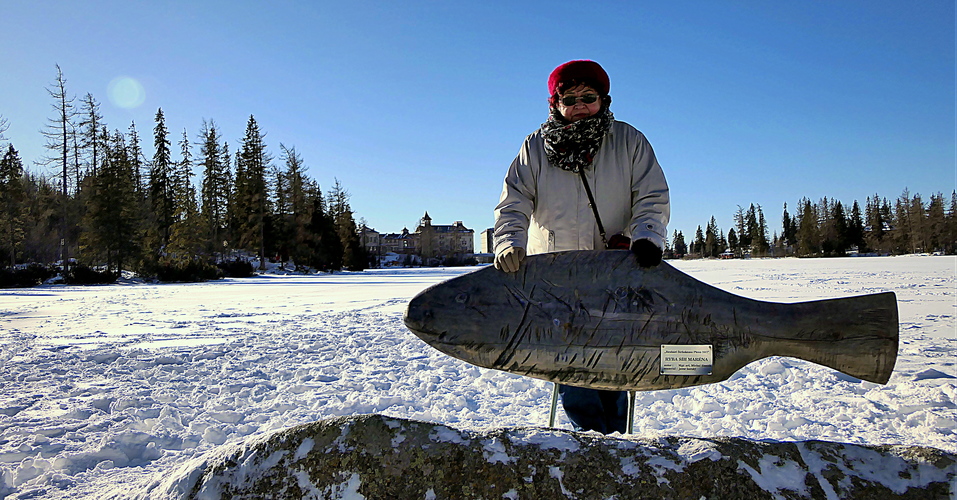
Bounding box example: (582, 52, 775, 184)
(541, 107, 614, 173)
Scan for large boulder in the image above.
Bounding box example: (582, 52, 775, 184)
(144, 414, 955, 499)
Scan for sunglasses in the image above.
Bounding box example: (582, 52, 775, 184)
(560, 94, 600, 106)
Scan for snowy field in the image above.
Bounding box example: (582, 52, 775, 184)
(0, 255, 954, 499)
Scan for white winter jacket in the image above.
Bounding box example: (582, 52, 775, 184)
(493, 120, 670, 256)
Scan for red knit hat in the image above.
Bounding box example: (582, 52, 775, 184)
(547, 60, 610, 97)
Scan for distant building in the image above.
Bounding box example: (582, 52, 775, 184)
(415, 212, 474, 261)
(359, 226, 381, 256)
(373, 227, 414, 255)
(480, 228, 494, 254)
(359, 212, 475, 264)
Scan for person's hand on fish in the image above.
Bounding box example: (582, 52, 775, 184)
(495, 247, 526, 273)
(631, 239, 662, 267)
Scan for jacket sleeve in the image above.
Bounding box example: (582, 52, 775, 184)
(629, 132, 670, 250)
(493, 135, 538, 256)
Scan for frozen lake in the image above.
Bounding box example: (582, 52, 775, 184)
(0, 255, 953, 498)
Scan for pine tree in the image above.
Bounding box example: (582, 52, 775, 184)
(174, 129, 193, 213)
(907, 192, 928, 253)
(671, 230, 687, 257)
(327, 179, 365, 270)
(865, 194, 887, 253)
(754, 205, 769, 256)
(278, 144, 312, 267)
(81, 130, 140, 273)
(20, 172, 61, 263)
(77, 93, 105, 178)
(893, 190, 912, 254)
(228, 146, 245, 250)
(234, 115, 272, 269)
(770, 231, 781, 256)
(306, 186, 340, 271)
(829, 200, 848, 256)
(874, 197, 895, 255)
(848, 201, 865, 253)
(782, 203, 796, 253)
(745, 204, 758, 253)
(166, 129, 203, 263)
(819, 197, 835, 254)
(0, 145, 26, 266)
(271, 162, 290, 265)
(796, 198, 820, 256)
(662, 233, 673, 258)
(727, 228, 738, 256)
(127, 122, 146, 194)
(693, 226, 705, 258)
(337, 208, 365, 271)
(704, 216, 718, 258)
(149, 108, 174, 251)
(199, 120, 230, 260)
(947, 191, 957, 254)
(926, 193, 947, 253)
(734, 206, 750, 251)
(741, 204, 768, 256)
(327, 179, 348, 223)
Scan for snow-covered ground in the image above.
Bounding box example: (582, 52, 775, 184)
(0, 256, 954, 499)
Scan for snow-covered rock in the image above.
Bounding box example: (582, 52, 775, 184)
(139, 414, 955, 500)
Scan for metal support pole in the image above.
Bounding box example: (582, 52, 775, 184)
(627, 391, 636, 434)
(548, 382, 560, 428)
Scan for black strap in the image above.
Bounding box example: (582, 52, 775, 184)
(578, 169, 608, 247)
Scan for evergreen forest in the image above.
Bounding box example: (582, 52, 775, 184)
(0, 66, 367, 285)
(670, 193, 956, 259)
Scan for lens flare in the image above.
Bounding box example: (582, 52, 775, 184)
(107, 76, 146, 109)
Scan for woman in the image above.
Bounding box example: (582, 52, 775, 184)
(493, 60, 670, 434)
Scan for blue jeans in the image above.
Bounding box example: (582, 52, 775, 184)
(558, 385, 628, 434)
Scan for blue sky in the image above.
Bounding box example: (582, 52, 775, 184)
(1, 1, 954, 248)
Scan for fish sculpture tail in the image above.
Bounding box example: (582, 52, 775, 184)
(749, 291, 899, 384)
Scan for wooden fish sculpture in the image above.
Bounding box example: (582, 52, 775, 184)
(404, 250, 898, 391)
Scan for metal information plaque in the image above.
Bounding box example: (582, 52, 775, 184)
(660, 345, 713, 376)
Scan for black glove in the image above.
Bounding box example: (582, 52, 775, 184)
(631, 239, 662, 268)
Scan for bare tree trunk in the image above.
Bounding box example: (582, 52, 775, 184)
(39, 65, 76, 271)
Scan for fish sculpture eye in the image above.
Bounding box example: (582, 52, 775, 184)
(455, 293, 469, 304)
